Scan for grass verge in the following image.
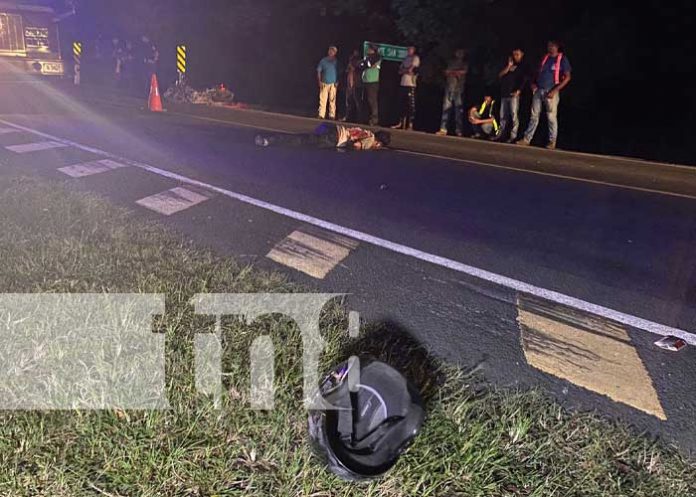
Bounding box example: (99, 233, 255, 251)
(0, 176, 694, 497)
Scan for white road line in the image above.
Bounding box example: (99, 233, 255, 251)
(5, 141, 68, 153)
(58, 159, 129, 178)
(136, 186, 211, 216)
(1, 118, 694, 345)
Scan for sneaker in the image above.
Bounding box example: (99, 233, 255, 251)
(456, 131, 464, 137)
(435, 129, 448, 136)
(516, 138, 531, 146)
(506, 136, 517, 144)
(391, 123, 404, 129)
(255, 135, 269, 147)
(546, 141, 557, 150)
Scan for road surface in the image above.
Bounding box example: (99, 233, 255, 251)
(1, 80, 695, 454)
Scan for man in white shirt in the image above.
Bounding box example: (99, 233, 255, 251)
(392, 46, 420, 130)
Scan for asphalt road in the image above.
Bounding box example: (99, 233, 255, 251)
(1, 80, 695, 454)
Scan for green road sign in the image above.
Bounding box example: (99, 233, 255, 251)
(363, 41, 409, 62)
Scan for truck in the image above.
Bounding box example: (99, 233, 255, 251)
(0, 1, 66, 77)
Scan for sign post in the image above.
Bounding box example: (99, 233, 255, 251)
(72, 41, 81, 85)
(176, 44, 186, 86)
(362, 41, 409, 62)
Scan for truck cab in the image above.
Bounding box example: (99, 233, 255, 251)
(0, 1, 64, 77)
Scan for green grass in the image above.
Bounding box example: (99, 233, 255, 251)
(0, 175, 694, 496)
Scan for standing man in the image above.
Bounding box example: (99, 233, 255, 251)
(517, 40, 572, 149)
(361, 44, 382, 126)
(343, 49, 362, 122)
(436, 49, 468, 136)
(138, 35, 159, 94)
(392, 46, 420, 130)
(317, 46, 339, 120)
(496, 47, 527, 142)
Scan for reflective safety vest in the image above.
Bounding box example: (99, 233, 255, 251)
(540, 53, 564, 85)
(478, 100, 500, 133)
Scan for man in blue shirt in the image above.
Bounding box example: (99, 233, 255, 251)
(317, 46, 339, 120)
(517, 40, 572, 149)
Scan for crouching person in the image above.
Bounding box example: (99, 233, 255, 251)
(255, 123, 390, 150)
(468, 95, 500, 139)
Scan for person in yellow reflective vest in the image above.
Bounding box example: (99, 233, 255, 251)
(468, 95, 500, 139)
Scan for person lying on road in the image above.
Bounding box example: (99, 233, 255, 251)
(255, 123, 391, 150)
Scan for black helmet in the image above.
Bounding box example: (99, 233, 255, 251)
(308, 358, 425, 481)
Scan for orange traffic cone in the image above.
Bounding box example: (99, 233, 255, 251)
(148, 74, 163, 112)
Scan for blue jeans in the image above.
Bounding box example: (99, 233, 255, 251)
(500, 96, 520, 140)
(440, 89, 464, 133)
(472, 122, 494, 137)
(524, 88, 560, 144)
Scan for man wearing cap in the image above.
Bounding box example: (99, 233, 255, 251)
(317, 46, 340, 120)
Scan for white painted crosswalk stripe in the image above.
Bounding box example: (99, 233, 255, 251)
(0, 128, 20, 135)
(5, 141, 68, 153)
(267, 228, 359, 279)
(58, 159, 129, 178)
(136, 187, 211, 216)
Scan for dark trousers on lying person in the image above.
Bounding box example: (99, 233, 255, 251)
(266, 127, 339, 148)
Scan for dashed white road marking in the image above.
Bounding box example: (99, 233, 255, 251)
(0, 128, 20, 135)
(267, 228, 359, 279)
(5, 141, 68, 153)
(58, 159, 129, 178)
(136, 186, 211, 216)
(1, 118, 694, 345)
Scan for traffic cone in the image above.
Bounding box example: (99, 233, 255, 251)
(148, 74, 163, 112)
